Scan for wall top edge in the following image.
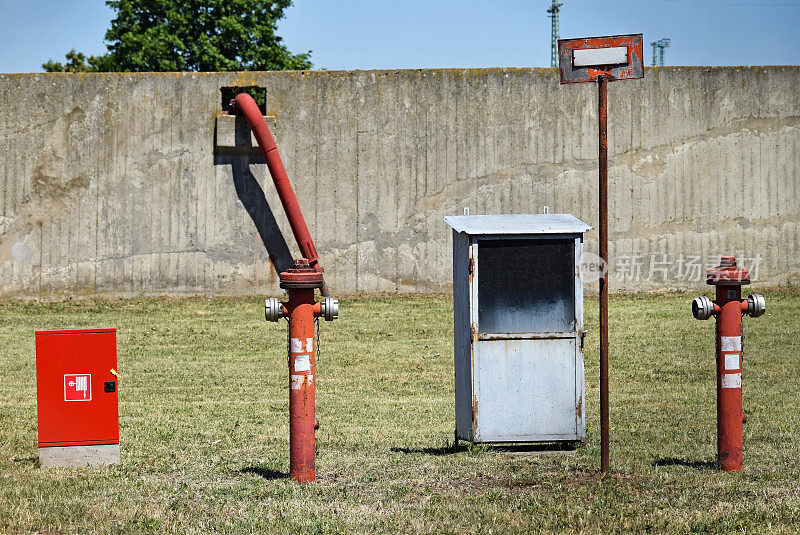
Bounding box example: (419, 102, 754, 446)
(0, 65, 798, 79)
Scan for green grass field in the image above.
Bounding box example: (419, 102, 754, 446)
(1, 291, 799, 534)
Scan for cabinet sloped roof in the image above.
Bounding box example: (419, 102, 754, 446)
(443, 214, 591, 235)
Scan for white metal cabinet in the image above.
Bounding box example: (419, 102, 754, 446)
(444, 214, 591, 444)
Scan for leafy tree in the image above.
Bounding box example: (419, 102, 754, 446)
(43, 0, 311, 72)
(42, 49, 116, 73)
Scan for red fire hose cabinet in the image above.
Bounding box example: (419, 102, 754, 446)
(35, 328, 120, 467)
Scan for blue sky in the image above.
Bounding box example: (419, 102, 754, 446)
(0, 0, 798, 73)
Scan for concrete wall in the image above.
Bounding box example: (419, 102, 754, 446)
(0, 67, 798, 297)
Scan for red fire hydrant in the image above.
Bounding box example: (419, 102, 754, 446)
(266, 258, 338, 483)
(692, 256, 765, 471)
(233, 92, 339, 482)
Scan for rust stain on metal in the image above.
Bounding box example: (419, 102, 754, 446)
(471, 394, 478, 431)
(558, 34, 644, 85)
(469, 321, 476, 438)
(478, 331, 574, 341)
(576, 395, 583, 417)
(468, 255, 475, 281)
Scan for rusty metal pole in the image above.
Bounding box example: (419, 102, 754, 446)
(597, 74, 610, 473)
(558, 34, 643, 474)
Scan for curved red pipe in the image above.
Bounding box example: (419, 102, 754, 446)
(233, 93, 323, 276)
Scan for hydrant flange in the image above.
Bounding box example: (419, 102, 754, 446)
(320, 296, 339, 321)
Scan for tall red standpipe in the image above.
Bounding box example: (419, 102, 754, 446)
(692, 256, 765, 471)
(234, 93, 338, 482)
(233, 93, 323, 278)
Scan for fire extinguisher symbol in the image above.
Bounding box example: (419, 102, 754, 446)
(64, 374, 92, 401)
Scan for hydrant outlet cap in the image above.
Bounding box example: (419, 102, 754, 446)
(321, 296, 339, 321)
(265, 297, 283, 322)
(692, 295, 714, 320)
(747, 293, 766, 318)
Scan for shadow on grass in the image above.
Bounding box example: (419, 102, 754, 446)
(240, 466, 289, 480)
(391, 444, 466, 456)
(652, 457, 717, 470)
(492, 442, 581, 453)
(392, 442, 580, 456)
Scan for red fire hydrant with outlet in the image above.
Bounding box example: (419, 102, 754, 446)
(233, 91, 338, 483)
(692, 256, 765, 471)
(266, 259, 338, 483)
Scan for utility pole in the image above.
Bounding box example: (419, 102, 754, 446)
(651, 38, 671, 66)
(547, 0, 564, 68)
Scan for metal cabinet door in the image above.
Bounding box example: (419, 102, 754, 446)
(472, 337, 579, 442)
(36, 329, 119, 447)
